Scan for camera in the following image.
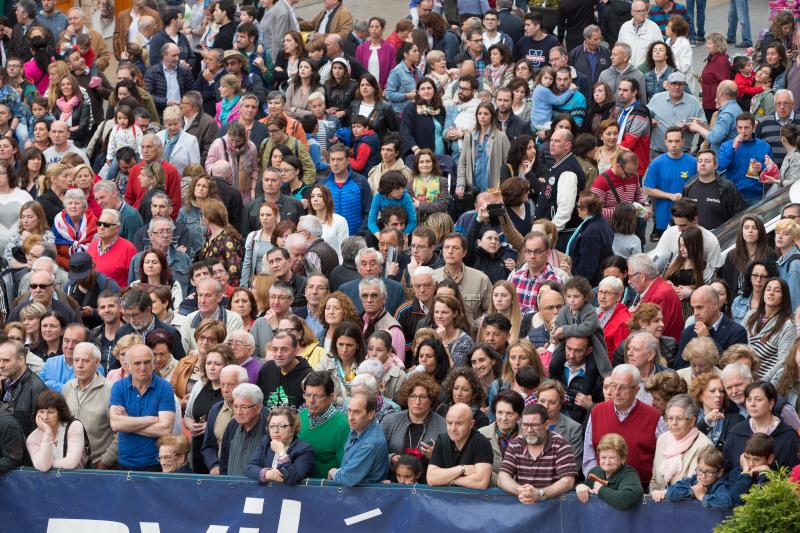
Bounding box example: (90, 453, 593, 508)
(487, 203, 506, 225)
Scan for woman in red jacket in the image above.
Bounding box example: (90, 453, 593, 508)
(701, 33, 732, 122)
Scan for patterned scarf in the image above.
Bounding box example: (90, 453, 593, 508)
(416, 104, 441, 116)
(496, 426, 517, 456)
(412, 175, 440, 202)
(53, 211, 97, 256)
(307, 403, 340, 430)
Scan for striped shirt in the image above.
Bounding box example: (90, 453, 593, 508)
(591, 168, 648, 222)
(499, 432, 578, 488)
(647, 3, 691, 36)
(744, 310, 797, 380)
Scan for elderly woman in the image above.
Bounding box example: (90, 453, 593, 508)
(184, 343, 236, 473)
(146, 329, 179, 382)
(644, 370, 688, 415)
(576, 433, 644, 510)
(351, 369, 400, 423)
(200, 365, 249, 473)
(51, 188, 97, 270)
(157, 106, 201, 178)
(157, 434, 192, 473)
(478, 389, 523, 486)
(613, 303, 678, 368)
(26, 389, 88, 471)
(246, 405, 314, 485)
(650, 394, 713, 498)
(380, 373, 447, 482)
(677, 337, 721, 388)
(365, 330, 406, 402)
(315, 321, 365, 407)
(597, 275, 631, 357)
(434, 366, 489, 428)
(690, 372, 744, 451)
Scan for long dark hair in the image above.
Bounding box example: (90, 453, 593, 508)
(413, 77, 442, 108)
(331, 320, 365, 366)
(663, 226, 705, 286)
(474, 102, 499, 132)
(291, 57, 321, 91)
(734, 215, 771, 272)
(414, 338, 450, 383)
(138, 248, 174, 286)
(645, 41, 677, 71)
(746, 277, 793, 342)
(507, 134, 534, 172)
(777, 337, 800, 396)
(740, 259, 779, 298)
(29, 35, 51, 76)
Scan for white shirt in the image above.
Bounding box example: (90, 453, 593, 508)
(368, 44, 381, 80)
(617, 18, 663, 69)
(128, 13, 139, 43)
(648, 224, 723, 280)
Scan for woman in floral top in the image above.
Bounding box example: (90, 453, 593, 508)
(198, 198, 243, 286)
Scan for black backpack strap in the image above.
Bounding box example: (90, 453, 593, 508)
(602, 170, 622, 204)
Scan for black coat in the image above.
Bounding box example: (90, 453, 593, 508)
(115, 317, 186, 359)
(0, 407, 24, 473)
(599, 0, 632, 47)
(212, 177, 244, 232)
(723, 419, 800, 472)
(0, 369, 47, 438)
(213, 22, 237, 51)
(324, 79, 357, 121)
(51, 92, 93, 147)
(674, 314, 749, 370)
(144, 63, 194, 113)
(697, 403, 744, 452)
(400, 101, 447, 156)
(568, 215, 614, 286)
(348, 99, 399, 139)
(498, 8, 524, 44)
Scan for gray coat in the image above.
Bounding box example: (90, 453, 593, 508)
(597, 64, 649, 105)
(456, 128, 511, 192)
(553, 412, 583, 472)
(380, 410, 447, 458)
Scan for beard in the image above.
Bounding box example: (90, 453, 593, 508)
(525, 434, 543, 446)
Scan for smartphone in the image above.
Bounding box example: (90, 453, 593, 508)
(386, 245, 398, 265)
(423, 438, 435, 447)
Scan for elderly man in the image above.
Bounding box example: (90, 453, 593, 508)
(87, 208, 138, 289)
(688, 80, 741, 153)
(130, 193, 192, 254)
(297, 216, 339, 277)
(534, 130, 586, 243)
(181, 91, 219, 161)
(127, 217, 191, 295)
(647, 72, 704, 157)
(0, 341, 47, 436)
(299, 371, 350, 478)
(218, 383, 267, 476)
(719, 363, 800, 432)
(582, 364, 667, 487)
(427, 403, 493, 489)
(675, 286, 748, 368)
(256, 331, 312, 409)
(552, 335, 605, 424)
(284, 233, 308, 277)
(109, 344, 176, 471)
(37, 324, 93, 392)
(508, 232, 561, 315)
(242, 169, 303, 235)
(597, 276, 631, 356)
(395, 266, 436, 364)
(328, 391, 389, 486)
(755, 90, 800, 167)
(717, 113, 773, 207)
(93, 181, 144, 242)
(617, 1, 662, 69)
(569, 25, 611, 84)
(7, 270, 81, 324)
(227, 332, 263, 384)
(113, 0, 161, 58)
(497, 403, 577, 502)
(527, 285, 564, 350)
(597, 42, 648, 105)
(293, 274, 329, 338)
(340, 248, 405, 315)
(626, 254, 683, 340)
(124, 135, 182, 215)
(63, 342, 117, 468)
(201, 365, 249, 474)
(59, 8, 112, 71)
(115, 287, 185, 358)
(144, 43, 193, 115)
(177, 279, 243, 353)
(190, 48, 224, 117)
(43, 120, 90, 166)
(358, 277, 405, 358)
(682, 150, 746, 231)
(251, 281, 296, 357)
(625, 331, 667, 404)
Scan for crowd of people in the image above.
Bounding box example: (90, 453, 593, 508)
(0, 0, 799, 515)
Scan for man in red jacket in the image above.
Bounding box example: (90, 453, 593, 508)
(124, 134, 181, 219)
(626, 253, 683, 340)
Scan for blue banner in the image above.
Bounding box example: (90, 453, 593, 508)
(0, 469, 730, 532)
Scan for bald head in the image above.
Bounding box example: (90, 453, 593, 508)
(211, 160, 232, 178)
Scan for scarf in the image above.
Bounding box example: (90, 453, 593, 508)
(158, 356, 179, 379)
(496, 425, 517, 457)
(220, 95, 241, 125)
(56, 95, 80, 122)
(363, 308, 388, 340)
(660, 426, 700, 484)
(412, 175, 440, 202)
(416, 104, 441, 116)
(334, 357, 357, 393)
(382, 354, 405, 375)
(164, 132, 180, 161)
(487, 64, 507, 87)
(53, 211, 96, 256)
(307, 403, 340, 430)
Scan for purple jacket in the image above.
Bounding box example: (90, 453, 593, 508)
(355, 40, 397, 88)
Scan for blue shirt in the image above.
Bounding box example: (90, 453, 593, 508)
(110, 375, 176, 468)
(643, 153, 697, 229)
(163, 64, 181, 104)
(717, 137, 773, 204)
(38, 355, 105, 393)
(332, 420, 389, 486)
(706, 100, 742, 153)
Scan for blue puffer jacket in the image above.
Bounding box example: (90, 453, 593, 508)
(322, 169, 372, 236)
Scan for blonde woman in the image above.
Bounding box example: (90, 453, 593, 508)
(3, 201, 54, 267)
(424, 211, 454, 246)
(677, 337, 721, 388)
(157, 106, 201, 177)
(478, 281, 527, 342)
(137, 162, 166, 224)
(107, 333, 144, 383)
(45, 61, 71, 112)
(215, 74, 243, 127)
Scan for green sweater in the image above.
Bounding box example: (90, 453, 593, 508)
(581, 464, 644, 511)
(299, 409, 350, 478)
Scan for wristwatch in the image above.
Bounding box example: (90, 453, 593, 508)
(538, 489, 547, 501)
(460, 465, 466, 477)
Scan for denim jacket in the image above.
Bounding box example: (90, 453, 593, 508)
(385, 62, 424, 114)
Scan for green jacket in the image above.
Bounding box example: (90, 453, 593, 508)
(581, 464, 644, 511)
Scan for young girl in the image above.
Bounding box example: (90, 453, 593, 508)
(367, 170, 417, 239)
(530, 66, 575, 137)
(394, 453, 423, 485)
(549, 276, 612, 376)
(664, 226, 707, 320)
(366, 330, 407, 403)
(611, 203, 642, 258)
(103, 105, 142, 179)
(664, 446, 732, 508)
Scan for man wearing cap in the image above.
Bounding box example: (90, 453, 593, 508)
(64, 252, 121, 329)
(221, 49, 267, 106)
(87, 208, 140, 290)
(646, 71, 704, 159)
(144, 42, 193, 116)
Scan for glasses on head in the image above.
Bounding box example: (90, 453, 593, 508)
(268, 423, 292, 431)
(97, 221, 119, 228)
(30, 283, 53, 290)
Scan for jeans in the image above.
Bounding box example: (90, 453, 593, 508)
(727, 0, 752, 45)
(687, 0, 706, 40)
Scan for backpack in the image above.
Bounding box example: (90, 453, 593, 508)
(64, 419, 93, 469)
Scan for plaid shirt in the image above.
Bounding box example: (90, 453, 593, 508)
(507, 264, 560, 313)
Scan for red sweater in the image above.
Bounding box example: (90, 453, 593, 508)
(590, 168, 648, 222)
(734, 72, 764, 97)
(591, 400, 661, 486)
(87, 237, 139, 288)
(641, 276, 684, 340)
(124, 161, 181, 219)
(701, 53, 731, 109)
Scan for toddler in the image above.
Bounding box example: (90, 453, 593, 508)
(530, 66, 574, 137)
(102, 105, 143, 179)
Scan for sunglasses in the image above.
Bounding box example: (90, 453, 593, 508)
(30, 283, 53, 289)
(97, 221, 119, 228)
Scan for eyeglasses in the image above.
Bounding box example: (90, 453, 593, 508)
(268, 424, 292, 431)
(666, 416, 690, 423)
(232, 404, 258, 412)
(227, 340, 249, 348)
(751, 274, 769, 280)
(521, 422, 546, 430)
(524, 248, 546, 256)
(408, 394, 430, 402)
(540, 304, 563, 312)
(607, 382, 637, 391)
(97, 221, 119, 228)
(198, 334, 218, 343)
(275, 327, 299, 333)
(30, 283, 54, 290)
(269, 294, 292, 301)
(696, 468, 719, 477)
(150, 229, 173, 236)
(122, 310, 144, 321)
(267, 128, 282, 134)
(302, 392, 328, 401)
(597, 290, 619, 296)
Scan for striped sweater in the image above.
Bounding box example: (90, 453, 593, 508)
(590, 168, 648, 222)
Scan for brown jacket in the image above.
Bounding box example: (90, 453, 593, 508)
(59, 28, 113, 72)
(299, 4, 353, 40)
(113, 7, 163, 57)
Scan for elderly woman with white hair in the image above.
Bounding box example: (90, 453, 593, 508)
(51, 188, 97, 269)
(245, 404, 314, 485)
(677, 337, 721, 388)
(297, 215, 340, 277)
(597, 275, 631, 357)
(353, 361, 400, 422)
(650, 394, 713, 498)
(156, 105, 201, 177)
(63, 341, 118, 469)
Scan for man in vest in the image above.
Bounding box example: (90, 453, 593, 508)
(533, 129, 585, 251)
(582, 364, 666, 488)
(359, 277, 405, 359)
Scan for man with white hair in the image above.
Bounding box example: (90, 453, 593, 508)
(177, 278, 243, 353)
(626, 253, 683, 340)
(58, 7, 112, 71)
(284, 233, 308, 276)
(109, 344, 176, 471)
(340, 248, 405, 315)
(625, 331, 667, 404)
(358, 277, 405, 359)
(124, 134, 183, 217)
(395, 266, 436, 364)
(201, 365, 249, 475)
(43, 120, 90, 166)
(130, 192, 192, 253)
(351, 369, 399, 423)
(616, 1, 662, 69)
(227, 332, 263, 384)
(128, 216, 191, 295)
(755, 89, 800, 167)
(93, 181, 144, 242)
(63, 341, 118, 468)
(88, 208, 138, 289)
(297, 215, 339, 277)
(582, 364, 667, 487)
(596, 276, 631, 356)
(37, 324, 92, 392)
(18, 254, 69, 294)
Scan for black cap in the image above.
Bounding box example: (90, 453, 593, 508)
(68, 252, 94, 282)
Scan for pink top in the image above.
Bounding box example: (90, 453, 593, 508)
(26, 421, 88, 472)
(24, 60, 49, 94)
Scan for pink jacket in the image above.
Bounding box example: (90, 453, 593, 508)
(355, 40, 397, 88)
(204, 136, 260, 201)
(214, 99, 242, 128)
